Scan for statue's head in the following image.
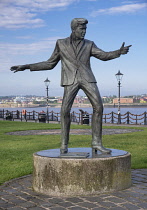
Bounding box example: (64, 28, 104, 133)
(71, 18, 88, 40)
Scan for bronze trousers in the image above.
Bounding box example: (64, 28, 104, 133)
(60, 75, 103, 149)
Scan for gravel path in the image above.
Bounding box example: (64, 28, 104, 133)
(6, 128, 142, 136)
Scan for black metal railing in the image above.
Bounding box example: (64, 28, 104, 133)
(0, 109, 147, 125)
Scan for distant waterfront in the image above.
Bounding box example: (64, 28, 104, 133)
(0, 106, 147, 115)
(1, 103, 147, 109)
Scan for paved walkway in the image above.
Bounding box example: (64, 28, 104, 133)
(6, 128, 143, 136)
(0, 169, 147, 210)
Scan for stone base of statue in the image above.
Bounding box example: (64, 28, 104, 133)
(33, 148, 131, 197)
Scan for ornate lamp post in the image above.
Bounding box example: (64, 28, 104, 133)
(115, 70, 123, 124)
(44, 78, 50, 122)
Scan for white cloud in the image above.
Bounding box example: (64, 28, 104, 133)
(0, 0, 78, 29)
(0, 37, 61, 55)
(0, 36, 62, 72)
(8, 0, 78, 11)
(16, 36, 34, 40)
(121, 1, 139, 4)
(91, 3, 147, 16)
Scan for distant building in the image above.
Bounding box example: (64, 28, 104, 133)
(140, 97, 147, 103)
(57, 97, 63, 104)
(13, 96, 28, 103)
(57, 96, 90, 104)
(113, 98, 136, 104)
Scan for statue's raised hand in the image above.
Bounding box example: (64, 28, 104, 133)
(10, 65, 29, 73)
(120, 42, 132, 55)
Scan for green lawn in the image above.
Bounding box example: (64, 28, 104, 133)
(0, 120, 146, 185)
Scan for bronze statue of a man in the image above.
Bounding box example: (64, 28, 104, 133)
(11, 18, 131, 154)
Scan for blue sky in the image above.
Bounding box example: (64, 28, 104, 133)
(0, 0, 147, 97)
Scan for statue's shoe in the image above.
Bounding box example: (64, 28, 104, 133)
(60, 148, 68, 154)
(92, 145, 111, 154)
(60, 145, 68, 154)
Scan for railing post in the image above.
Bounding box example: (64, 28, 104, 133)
(78, 113, 80, 124)
(111, 112, 114, 124)
(118, 113, 121, 124)
(20, 111, 22, 121)
(57, 113, 59, 122)
(127, 112, 129, 124)
(72, 111, 75, 122)
(105, 114, 107, 123)
(17, 110, 19, 119)
(33, 111, 35, 120)
(52, 111, 54, 121)
(144, 112, 147, 125)
(25, 112, 27, 122)
(81, 112, 83, 125)
(3, 109, 5, 119)
(6, 110, 8, 120)
(136, 115, 137, 125)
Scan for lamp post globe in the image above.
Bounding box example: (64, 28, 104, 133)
(44, 77, 50, 87)
(115, 70, 123, 124)
(115, 70, 123, 82)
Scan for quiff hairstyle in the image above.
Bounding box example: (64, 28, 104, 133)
(71, 18, 88, 30)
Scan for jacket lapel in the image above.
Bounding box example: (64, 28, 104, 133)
(64, 37, 76, 58)
(76, 40, 85, 57)
(61, 37, 86, 60)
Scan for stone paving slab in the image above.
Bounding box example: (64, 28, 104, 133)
(6, 128, 143, 136)
(0, 169, 147, 209)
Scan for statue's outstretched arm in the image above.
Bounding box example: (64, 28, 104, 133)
(91, 42, 132, 61)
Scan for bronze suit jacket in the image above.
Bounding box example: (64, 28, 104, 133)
(30, 37, 121, 86)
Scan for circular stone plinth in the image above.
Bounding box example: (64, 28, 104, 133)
(33, 148, 131, 197)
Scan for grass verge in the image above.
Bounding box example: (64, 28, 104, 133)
(0, 120, 146, 185)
